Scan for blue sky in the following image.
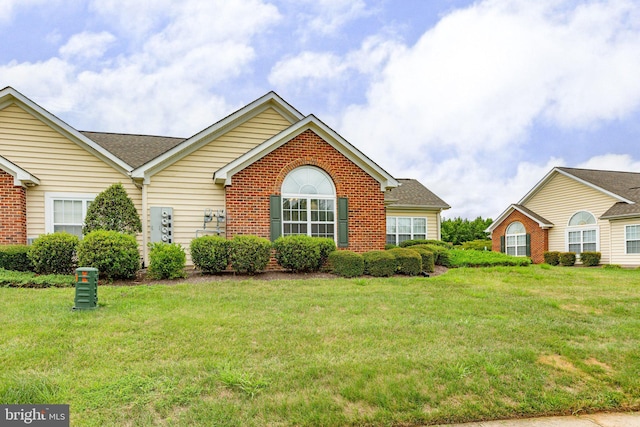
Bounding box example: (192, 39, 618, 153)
(2, 0, 640, 220)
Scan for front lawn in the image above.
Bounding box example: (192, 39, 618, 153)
(1, 266, 639, 426)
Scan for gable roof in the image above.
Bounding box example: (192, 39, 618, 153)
(486, 204, 553, 233)
(130, 91, 304, 182)
(81, 131, 186, 169)
(0, 86, 133, 176)
(213, 114, 399, 191)
(0, 155, 40, 186)
(385, 178, 450, 209)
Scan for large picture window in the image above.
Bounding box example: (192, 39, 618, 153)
(505, 221, 527, 256)
(625, 225, 640, 254)
(566, 211, 598, 254)
(386, 217, 427, 245)
(45, 193, 94, 238)
(281, 167, 336, 239)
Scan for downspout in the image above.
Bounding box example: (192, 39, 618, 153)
(437, 211, 442, 240)
(142, 181, 149, 268)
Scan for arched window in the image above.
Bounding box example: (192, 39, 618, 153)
(505, 221, 527, 256)
(281, 166, 336, 238)
(567, 211, 597, 254)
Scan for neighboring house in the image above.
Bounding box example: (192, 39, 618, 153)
(0, 87, 449, 265)
(487, 167, 640, 266)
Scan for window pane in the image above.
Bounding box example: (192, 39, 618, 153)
(398, 234, 411, 244)
(583, 243, 597, 252)
(413, 218, 426, 234)
(568, 231, 581, 244)
(414, 234, 426, 240)
(386, 217, 396, 234)
(386, 234, 397, 245)
(583, 229, 596, 243)
(397, 218, 411, 234)
(506, 236, 516, 246)
(626, 225, 640, 240)
(627, 240, 640, 254)
(568, 243, 581, 253)
(54, 225, 82, 237)
(506, 221, 525, 234)
(516, 235, 526, 245)
(506, 247, 516, 256)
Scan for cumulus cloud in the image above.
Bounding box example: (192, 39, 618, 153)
(289, 0, 372, 38)
(333, 0, 640, 218)
(0, 0, 50, 24)
(59, 32, 116, 60)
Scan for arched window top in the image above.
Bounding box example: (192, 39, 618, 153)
(282, 166, 335, 196)
(568, 211, 596, 226)
(506, 221, 525, 235)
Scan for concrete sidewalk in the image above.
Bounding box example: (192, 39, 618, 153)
(434, 411, 640, 427)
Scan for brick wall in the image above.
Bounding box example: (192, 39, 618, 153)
(225, 129, 386, 253)
(0, 170, 27, 245)
(491, 209, 548, 264)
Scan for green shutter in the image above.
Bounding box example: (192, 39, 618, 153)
(337, 197, 348, 248)
(525, 233, 531, 257)
(500, 235, 505, 253)
(270, 195, 282, 242)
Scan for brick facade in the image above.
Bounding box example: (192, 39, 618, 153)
(491, 209, 548, 264)
(225, 129, 386, 253)
(0, 169, 27, 245)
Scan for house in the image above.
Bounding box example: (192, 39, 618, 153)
(0, 86, 449, 266)
(487, 166, 640, 266)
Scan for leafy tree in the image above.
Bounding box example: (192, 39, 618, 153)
(83, 183, 142, 235)
(441, 216, 493, 245)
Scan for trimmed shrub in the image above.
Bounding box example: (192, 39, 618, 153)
(190, 235, 230, 273)
(412, 244, 450, 267)
(315, 237, 337, 270)
(410, 247, 435, 273)
(461, 240, 493, 251)
(0, 268, 74, 288)
(387, 247, 422, 276)
(229, 235, 271, 274)
(580, 251, 601, 267)
(543, 251, 560, 266)
(384, 243, 397, 250)
(363, 250, 397, 277)
(328, 250, 364, 278)
(148, 242, 187, 279)
(273, 235, 321, 273)
(77, 230, 140, 279)
(83, 183, 142, 235)
(28, 232, 79, 275)
(0, 245, 32, 272)
(449, 249, 532, 267)
(559, 252, 576, 267)
(400, 239, 451, 249)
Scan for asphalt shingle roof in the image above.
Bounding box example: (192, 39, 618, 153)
(385, 178, 450, 209)
(81, 131, 186, 169)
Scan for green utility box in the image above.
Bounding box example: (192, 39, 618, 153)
(73, 267, 98, 310)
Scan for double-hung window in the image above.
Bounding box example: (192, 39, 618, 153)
(45, 193, 94, 238)
(281, 167, 336, 239)
(505, 221, 527, 256)
(386, 217, 427, 245)
(625, 225, 640, 254)
(566, 211, 598, 254)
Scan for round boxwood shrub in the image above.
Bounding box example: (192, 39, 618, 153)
(273, 235, 321, 273)
(410, 247, 435, 273)
(543, 251, 560, 266)
(387, 247, 422, 276)
(229, 235, 271, 274)
(328, 250, 364, 277)
(315, 237, 337, 270)
(580, 251, 601, 267)
(0, 245, 33, 272)
(559, 252, 576, 267)
(190, 235, 230, 273)
(148, 242, 187, 280)
(412, 244, 450, 267)
(77, 230, 140, 279)
(28, 232, 79, 274)
(363, 250, 397, 277)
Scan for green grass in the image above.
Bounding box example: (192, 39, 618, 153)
(1, 266, 639, 426)
(0, 268, 75, 287)
(449, 249, 532, 267)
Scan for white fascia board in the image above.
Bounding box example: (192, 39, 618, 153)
(213, 115, 399, 191)
(486, 204, 553, 233)
(131, 92, 305, 181)
(0, 87, 132, 176)
(0, 155, 41, 186)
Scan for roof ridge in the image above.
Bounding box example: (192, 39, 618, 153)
(81, 130, 186, 140)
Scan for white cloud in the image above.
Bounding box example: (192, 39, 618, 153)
(0, 0, 50, 24)
(290, 0, 371, 38)
(59, 32, 116, 60)
(576, 153, 640, 172)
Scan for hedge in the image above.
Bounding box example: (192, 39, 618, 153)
(363, 250, 397, 277)
(0, 245, 32, 272)
(77, 230, 140, 279)
(387, 247, 422, 276)
(559, 252, 576, 267)
(190, 235, 230, 273)
(229, 235, 271, 274)
(273, 235, 322, 273)
(543, 251, 560, 266)
(410, 246, 435, 273)
(28, 232, 79, 275)
(148, 242, 187, 280)
(328, 250, 364, 278)
(580, 251, 601, 267)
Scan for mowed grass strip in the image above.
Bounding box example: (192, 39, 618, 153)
(1, 266, 639, 426)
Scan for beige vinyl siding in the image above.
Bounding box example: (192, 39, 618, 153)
(146, 108, 292, 263)
(524, 173, 618, 263)
(608, 218, 640, 266)
(0, 104, 141, 239)
(385, 208, 441, 241)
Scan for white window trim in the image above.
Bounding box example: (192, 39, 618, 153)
(386, 216, 428, 245)
(281, 166, 337, 240)
(624, 224, 640, 255)
(567, 210, 597, 227)
(565, 226, 600, 253)
(45, 192, 96, 234)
